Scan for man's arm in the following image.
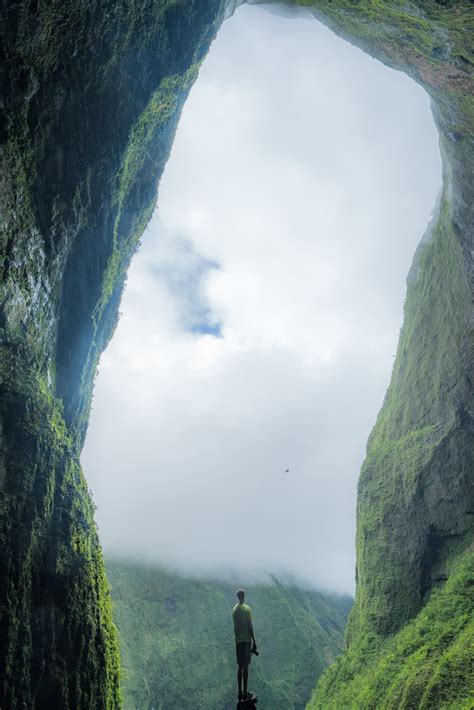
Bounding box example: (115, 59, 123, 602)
(249, 621, 257, 648)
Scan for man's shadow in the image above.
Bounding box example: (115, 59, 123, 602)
(236, 701, 257, 709)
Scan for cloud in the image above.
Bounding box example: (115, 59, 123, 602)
(82, 3, 441, 594)
(146, 229, 222, 336)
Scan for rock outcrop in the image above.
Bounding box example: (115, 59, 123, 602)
(1, 2, 228, 705)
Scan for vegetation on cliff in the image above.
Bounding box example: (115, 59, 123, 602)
(296, 1, 474, 705)
(1, 1, 227, 705)
(106, 561, 352, 709)
(309, 550, 474, 709)
(295, 0, 474, 642)
(1, 0, 472, 706)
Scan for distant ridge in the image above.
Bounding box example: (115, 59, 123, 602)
(107, 559, 352, 709)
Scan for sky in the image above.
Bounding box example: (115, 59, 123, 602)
(82, 3, 442, 595)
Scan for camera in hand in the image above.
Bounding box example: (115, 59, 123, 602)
(251, 645, 259, 656)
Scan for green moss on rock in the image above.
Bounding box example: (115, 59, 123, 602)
(0, 352, 121, 707)
(308, 550, 474, 709)
(1, 1, 227, 706)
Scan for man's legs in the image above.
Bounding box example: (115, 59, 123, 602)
(243, 664, 249, 696)
(237, 664, 249, 700)
(236, 644, 252, 700)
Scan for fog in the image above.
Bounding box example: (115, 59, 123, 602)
(82, 3, 441, 594)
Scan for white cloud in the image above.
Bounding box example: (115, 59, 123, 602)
(82, 4, 441, 594)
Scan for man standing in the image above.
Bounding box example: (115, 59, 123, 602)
(232, 588, 257, 703)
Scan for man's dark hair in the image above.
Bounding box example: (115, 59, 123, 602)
(236, 588, 245, 601)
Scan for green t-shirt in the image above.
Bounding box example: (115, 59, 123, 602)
(232, 602, 253, 644)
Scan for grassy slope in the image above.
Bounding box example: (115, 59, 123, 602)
(309, 551, 474, 709)
(106, 561, 352, 710)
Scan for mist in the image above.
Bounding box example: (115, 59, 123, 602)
(82, 3, 442, 594)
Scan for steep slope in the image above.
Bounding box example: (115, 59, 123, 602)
(288, 0, 474, 643)
(106, 560, 352, 709)
(295, 2, 474, 705)
(1, 1, 228, 706)
(1, 0, 473, 706)
(309, 552, 474, 709)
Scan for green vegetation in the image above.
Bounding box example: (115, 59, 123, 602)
(1, 0, 472, 706)
(346, 194, 474, 643)
(106, 560, 352, 709)
(308, 550, 474, 709)
(1, 1, 227, 705)
(0, 353, 121, 708)
(94, 62, 203, 335)
(299, 0, 474, 107)
(294, 2, 474, 706)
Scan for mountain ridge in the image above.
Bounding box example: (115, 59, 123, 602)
(106, 559, 352, 709)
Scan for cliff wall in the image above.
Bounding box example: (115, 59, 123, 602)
(1, 2, 227, 706)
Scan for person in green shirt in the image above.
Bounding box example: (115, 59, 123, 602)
(232, 588, 257, 702)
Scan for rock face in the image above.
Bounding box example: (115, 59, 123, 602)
(1, 2, 228, 706)
(308, 553, 474, 708)
(1, 0, 472, 707)
(297, 0, 474, 646)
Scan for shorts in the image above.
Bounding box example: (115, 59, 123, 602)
(236, 641, 251, 666)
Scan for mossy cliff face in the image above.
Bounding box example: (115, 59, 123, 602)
(292, 0, 474, 644)
(1, 1, 227, 706)
(294, 2, 474, 706)
(292, 2, 473, 706)
(309, 552, 474, 709)
(1, 0, 472, 707)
